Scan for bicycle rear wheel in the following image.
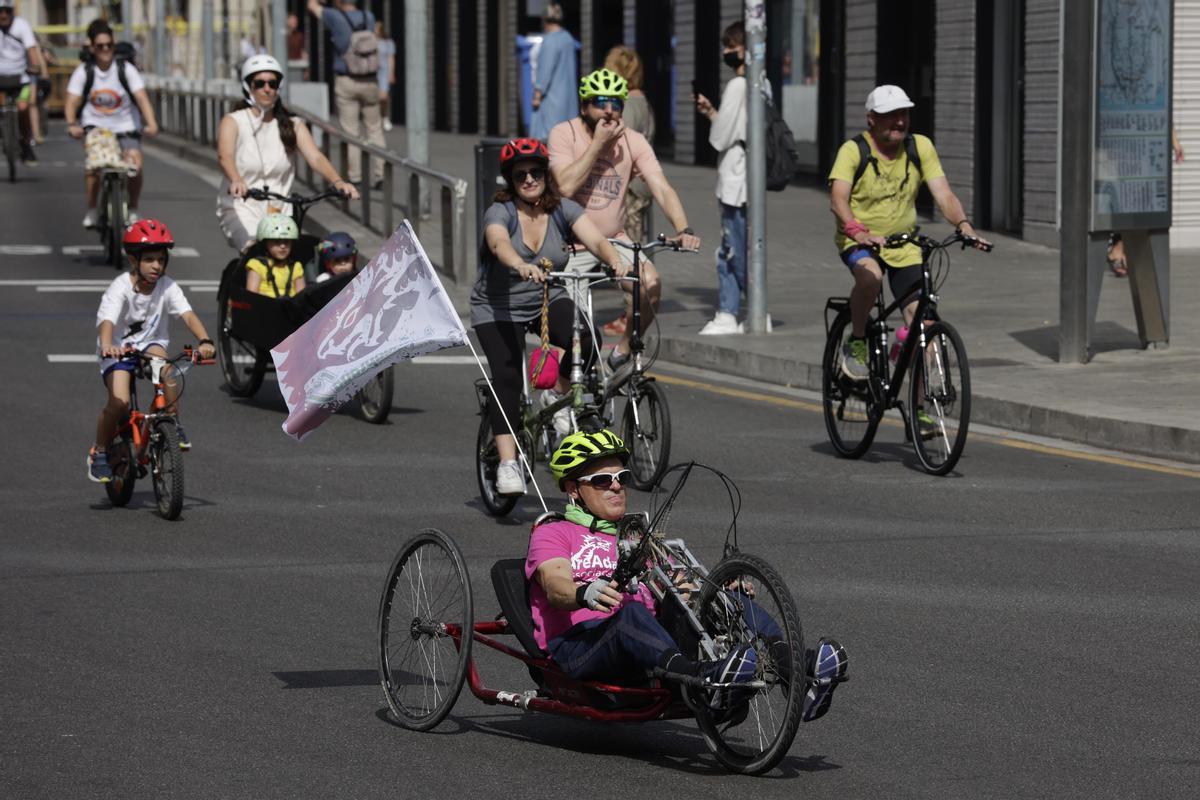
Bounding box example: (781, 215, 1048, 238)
(3, 108, 17, 183)
(621, 377, 671, 490)
(150, 420, 185, 520)
(106, 178, 125, 269)
(104, 431, 136, 507)
(821, 310, 882, 458)
(475, 413, 519, 517)
(378, 529, 473, 731)
(908, 321, 971, 475)
(694, 552, 805, 775)
(357, 367, 394, 423)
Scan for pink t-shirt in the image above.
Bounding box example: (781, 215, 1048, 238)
(547, 117, 664, 239)
(524, 519, 656, 651)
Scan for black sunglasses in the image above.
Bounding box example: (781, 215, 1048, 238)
(512, 167, 546, 183)
(92, 42, 115, 51)
(591, 96, 625, 111)
(252, 79, 280, 90)
(576, 469, 632, 490)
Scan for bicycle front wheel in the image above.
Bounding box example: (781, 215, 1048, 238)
(150, 420, 185, 520)
(621, 377, 671, 490)
(908, 321, 971, 475)
(821, 310, 881, 458)
(378, 529, 473, 731)
(106, 178, 125, 269)
(3, 109, 17, 183)
(475, 413, 518, 517)
(694, 552, 805, 775)
(357, 367, 394, 423)
(104, 431, 136, 507)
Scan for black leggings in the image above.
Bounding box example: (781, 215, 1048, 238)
(474, 299, 598, 437)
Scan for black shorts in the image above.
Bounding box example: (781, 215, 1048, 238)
(840, 246, 924, 305)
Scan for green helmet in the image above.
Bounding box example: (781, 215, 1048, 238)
(256, 213, 299, 242)
(579, 68, 629, 101)
(550, 429, 630, 488)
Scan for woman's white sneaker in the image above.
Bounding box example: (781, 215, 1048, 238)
(495, 460, 527, 496)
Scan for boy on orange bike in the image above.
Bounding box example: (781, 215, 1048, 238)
(87, 220, 216, 483)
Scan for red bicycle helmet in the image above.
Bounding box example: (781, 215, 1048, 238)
(123, 219, 176, 254)
(499, 137, 549, 177)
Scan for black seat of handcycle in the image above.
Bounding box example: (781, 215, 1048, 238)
(490, 559, 548, 659)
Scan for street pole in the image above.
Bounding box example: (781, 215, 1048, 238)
(744, 0, 768, 333)
(120, 0, 130, 40)
(202, 0, 215, 82)
(1059, 0, 1095, 363)
(406, 0, 430, 214)
(270, 0, 287, 99)
(153, 0, 167, 76)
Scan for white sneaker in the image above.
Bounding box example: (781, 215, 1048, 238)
(382, 119, 394, 132)
(698, 311, 741, 335)
(82, 209, 99, 228)
(540, 389, 572, 437)
(495, 460, 526, 496)
(127, 208, 140, 224)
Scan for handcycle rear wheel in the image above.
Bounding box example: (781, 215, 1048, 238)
(150, 420, 185, 520)
(357, 366, 394, 423)
(621, 377, 671, 490)
(217, 273, 267, 398)
(475, 413, 519, 517)
(694, 552, 805, 775)
(822, 309, 882, 458)
(378, 529, 473, 731)
(104, 431, 136, 507)
(908, 321, 971, 475)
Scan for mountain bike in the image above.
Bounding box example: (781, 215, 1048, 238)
(103, 346, 212, 520)
(474, 238, 687, 515)
(821, 229, 992, 475)
(0, 75, 22, 183)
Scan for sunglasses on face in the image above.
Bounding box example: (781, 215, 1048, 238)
(92, 42, 114, 51)
(512, 167, 546, 183)
(252, 79, 280, 90)
(591, 96, 625, 111)
(576, 469, 632, 490)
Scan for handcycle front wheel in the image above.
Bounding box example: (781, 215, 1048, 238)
(104, 430, 136, 507)
(150, 419, 185, 520)
(378, 529, 474, 731)
(908, 321, 971, 475)
(822, 309, 882, 459)
(621, 377, 671, 490)
(693, 551, 805, 775)
(357, 366, 395, 424)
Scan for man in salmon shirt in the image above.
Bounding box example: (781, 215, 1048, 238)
(548, 68, 702, 375)
(526, 430, 848, 719)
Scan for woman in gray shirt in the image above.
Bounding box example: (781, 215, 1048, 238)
(471, 138, 625, 497)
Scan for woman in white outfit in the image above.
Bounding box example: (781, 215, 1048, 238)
(216, 54, 359, 253)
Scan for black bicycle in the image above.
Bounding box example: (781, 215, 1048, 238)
(821, 229, 992, 475)
(0, 75, 22, 183)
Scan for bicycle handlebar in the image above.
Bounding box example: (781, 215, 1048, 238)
(116, 346, 214, 367)
(607, 234, 699, 255)
(883, 228, 994, 253)
(245, 186, 344, 208)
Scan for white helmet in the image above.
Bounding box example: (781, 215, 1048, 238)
(240, 54, 284, 100)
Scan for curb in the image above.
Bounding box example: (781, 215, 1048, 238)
(656, 335, 1200, 465)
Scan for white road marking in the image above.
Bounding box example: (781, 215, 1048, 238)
(61, 245, 104, 256)
(0, 245, 200, 257)
(36, 284, 218, 293)
(46, 355, 95, 363)
(49, 353, 476, 365)
(0, 245, 53, 255)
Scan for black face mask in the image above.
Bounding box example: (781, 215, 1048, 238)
(723, 51, 743, 70)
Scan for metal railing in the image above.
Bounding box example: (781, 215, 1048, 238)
(145, 78, 469, 284)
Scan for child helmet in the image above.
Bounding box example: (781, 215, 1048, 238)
(123, 219, 175, 254)
(256, 213, 299, 242)
(318, 231, 358, 264)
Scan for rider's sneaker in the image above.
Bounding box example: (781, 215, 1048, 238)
(81, 208, 100, 228)
(127, 208, 141, 224)
(20, 141, 37, 165)
(701, 643, 758, 710)
(802, 637, 847, 722)
(698, 311, 741, 336)
(494, 459, 526, 496)
(916, 409, 939, 440)
(606, 347, 633, 384)
(87, 447, 112, 483)
(839, 338, 870, 381)
(539, 389, 572, 437)
(175, 423, 192, 451)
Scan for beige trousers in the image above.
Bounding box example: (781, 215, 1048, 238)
(334, 74, 386, 184)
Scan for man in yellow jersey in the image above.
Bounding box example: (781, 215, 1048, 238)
(828, 85, 990, 381)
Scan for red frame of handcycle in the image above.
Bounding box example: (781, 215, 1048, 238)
(447, 619, 694, 723)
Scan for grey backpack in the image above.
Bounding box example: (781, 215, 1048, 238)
(335, 9, 379, 77)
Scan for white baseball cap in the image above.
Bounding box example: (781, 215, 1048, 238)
(865, 85, 915, 114)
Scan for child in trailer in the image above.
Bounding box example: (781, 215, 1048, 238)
(246, 214, 306, 297)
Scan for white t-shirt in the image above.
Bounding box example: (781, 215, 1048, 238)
(95, 273, 192, 373)
(66, 60, 146, 133)
(0, 17, 36, 83)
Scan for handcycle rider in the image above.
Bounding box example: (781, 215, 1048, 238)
(829, 85, 991, 393)
(471, 137, 625, 498)
(88, 220, 216, 482)
(527, 429, 847, 719)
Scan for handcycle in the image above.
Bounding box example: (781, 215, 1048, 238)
(102, 346, 213, 520)
(215, 186, 394, 423)
(378, 462, 839, 774)
(821, 228, 992, 475)
(474, 236, 686, 516)
(0, 74, 23, 183)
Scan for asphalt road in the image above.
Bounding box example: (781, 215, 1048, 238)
(2, 137, 1198, 799)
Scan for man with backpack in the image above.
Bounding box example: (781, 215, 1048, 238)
(828, 85, 988, 380)
(0, 0, 45, 165)
(308, 0, 384, 187)
(64, 19, 158, 228)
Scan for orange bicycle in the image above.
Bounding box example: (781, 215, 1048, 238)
(103, 346, 212, 520)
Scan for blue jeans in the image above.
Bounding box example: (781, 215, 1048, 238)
(716, 202, 748, 315)
(548, 603, 678, 682)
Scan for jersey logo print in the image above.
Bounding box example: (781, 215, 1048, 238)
(90, 87, 125, 114)
(580, 157, 622, 211)
(571, 534, 616, 573)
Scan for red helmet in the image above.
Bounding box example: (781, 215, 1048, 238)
(499, 137, 549, 176)
(123, 219, 176, 254)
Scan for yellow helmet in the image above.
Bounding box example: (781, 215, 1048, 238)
(579, 68, 629, 101)
(550, 429, 629, 488)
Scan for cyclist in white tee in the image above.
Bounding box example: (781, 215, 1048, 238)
(0, 0, 44, 164)
(64, 19, 159, 228)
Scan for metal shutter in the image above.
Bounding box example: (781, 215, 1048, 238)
(1173, 1, 1200, 246)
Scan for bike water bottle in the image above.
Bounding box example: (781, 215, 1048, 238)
(889, 325, 909, 362)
